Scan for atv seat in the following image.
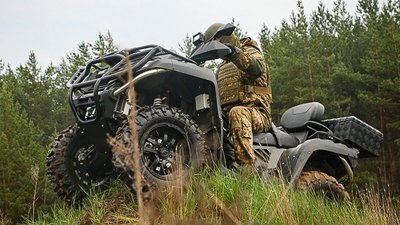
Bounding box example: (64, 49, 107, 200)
(253, 124, 299, 148)
(253, 132, 277, 146)
(281, 102, 325, 131)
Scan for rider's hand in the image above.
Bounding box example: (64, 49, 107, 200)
(223, 43, 242, 59)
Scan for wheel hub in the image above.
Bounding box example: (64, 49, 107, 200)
(141, 125, 192, 179)
(73, 143, 114, 185)
(159, 147, 170, 159)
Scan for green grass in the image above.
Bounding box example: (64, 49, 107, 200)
(25, 168, 399, 225)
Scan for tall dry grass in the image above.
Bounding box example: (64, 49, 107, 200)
(358, 185, 400, 225)
(108, 50, 153, 224)
(0, 210, 12, 225)
(24, 166, 400, 225)
(29, 165, 40, 222)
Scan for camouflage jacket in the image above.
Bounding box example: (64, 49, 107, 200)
(216, 38, 272, 116)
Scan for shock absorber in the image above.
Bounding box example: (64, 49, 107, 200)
(153, 97, 162, 107)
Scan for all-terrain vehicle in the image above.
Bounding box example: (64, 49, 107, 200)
(47, 24, 383, 202)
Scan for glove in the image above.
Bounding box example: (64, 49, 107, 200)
(223, 43, 242, 59)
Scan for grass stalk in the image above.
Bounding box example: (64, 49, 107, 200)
(30, 165, 40, 222)
(124, 50, 146, 224)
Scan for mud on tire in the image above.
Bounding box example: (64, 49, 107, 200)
(46, 124, 116, 202)
(113, 106, 206, 191)
(297, 171, 350, 201)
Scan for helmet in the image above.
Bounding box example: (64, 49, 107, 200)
(204, 23, 224, 42)
(204, 23, 240, 47)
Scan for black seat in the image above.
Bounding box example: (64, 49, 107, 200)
(252, 102, 324, 148)
(253, 132, 277, 146)
(281, 102, 325, 131)
(253, 124, 300, 148)
(270, 124, 300, 148)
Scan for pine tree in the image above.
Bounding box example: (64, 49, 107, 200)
(230, 18, 248, 39)
(357, 0, 400, 192)
(178, 34, 195, 58)
(0, 87, 47, 222)
(0, 32, 120, 222)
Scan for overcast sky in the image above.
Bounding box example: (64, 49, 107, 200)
(0, 0, 380, 68)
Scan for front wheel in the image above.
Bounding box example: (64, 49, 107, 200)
(46, 124, 116, 202)
(297, 171, 350, 201)
(113, 106, 206, 190)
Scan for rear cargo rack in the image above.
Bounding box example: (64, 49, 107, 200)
(322, 116, 383, 157)
(67, 45, 195, 124)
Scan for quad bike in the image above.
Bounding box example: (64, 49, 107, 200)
(47, 24, 383, 202)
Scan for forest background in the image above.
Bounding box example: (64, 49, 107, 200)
(0, 0, 399, 223)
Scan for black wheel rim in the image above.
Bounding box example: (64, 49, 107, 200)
(140, 123, 192, 181)
(72, 141, 113, 187)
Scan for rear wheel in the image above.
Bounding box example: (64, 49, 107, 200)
(113, 106, 205, 191)
(46, 124, 116, 202)
(297, 171, 350, 201)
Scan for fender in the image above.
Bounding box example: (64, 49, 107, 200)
(129, 63, 225, 153)
(133, 58, 223, 120)
(279, 138, 359, 185)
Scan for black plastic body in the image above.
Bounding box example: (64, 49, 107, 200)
(190, 41, 231, 63)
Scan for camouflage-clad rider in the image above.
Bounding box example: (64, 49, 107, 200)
(204, 23, 272, 166)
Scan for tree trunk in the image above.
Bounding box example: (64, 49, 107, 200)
(307, 56, 315, 101)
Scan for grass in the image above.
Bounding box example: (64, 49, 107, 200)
(25, 168, 400, 225)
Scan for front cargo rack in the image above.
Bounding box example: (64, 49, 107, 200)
(67, 45, 195, 124)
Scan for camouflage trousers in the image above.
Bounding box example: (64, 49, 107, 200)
(229, 106, 272, 165)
